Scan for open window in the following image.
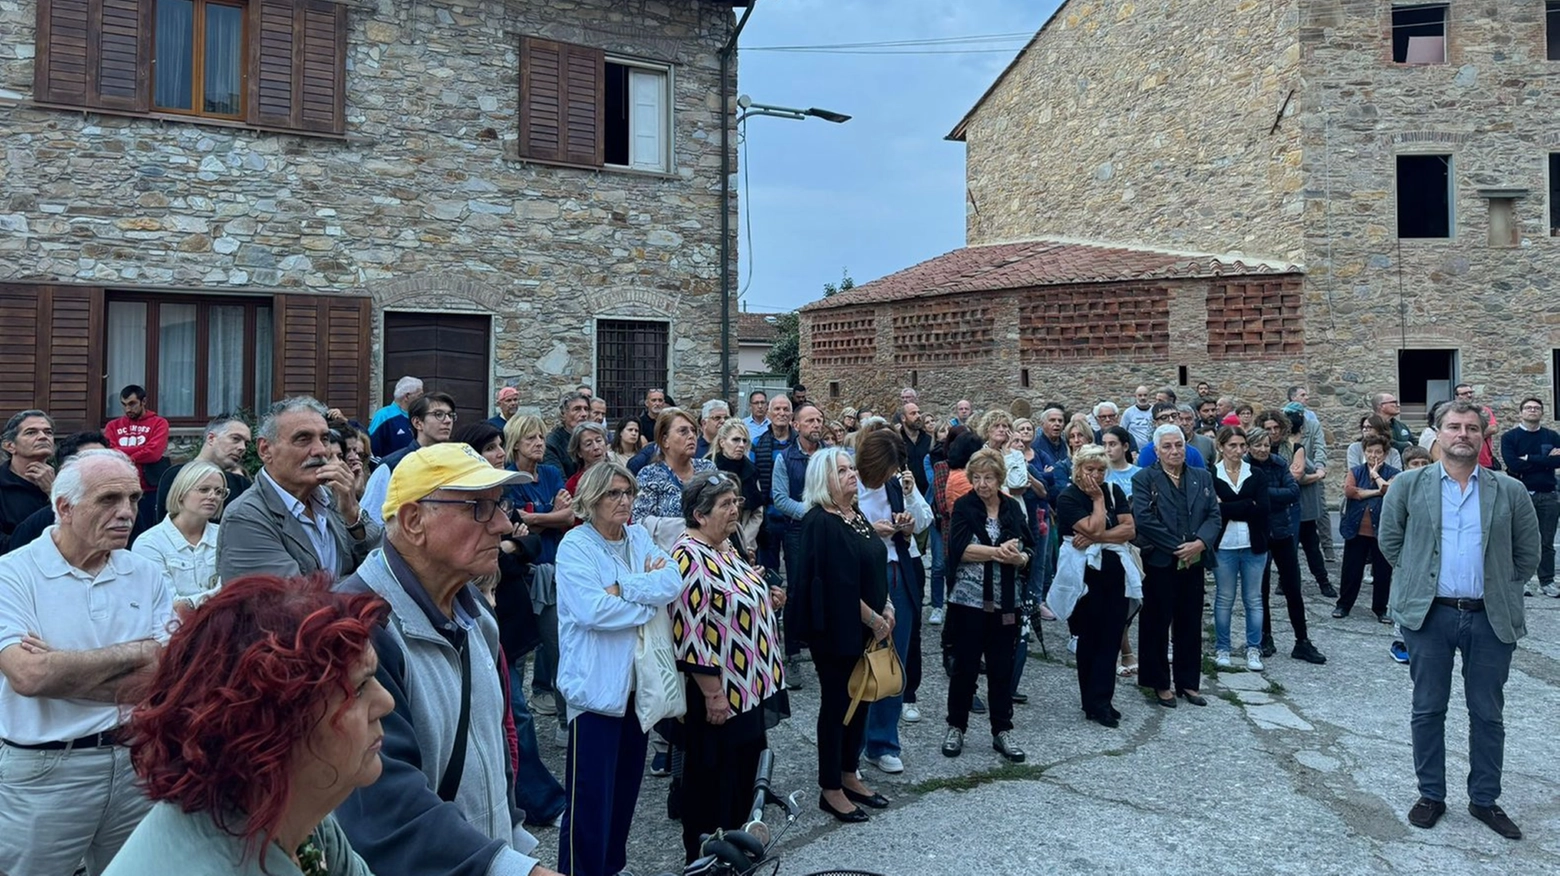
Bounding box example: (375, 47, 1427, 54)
(519, 37, 673, 173)
(1393, 4, 1447, 64)
(604, 59, 671, 172)
(1549, 2, 1560, 61)
(1397, 154, 1454, 239)
(1398, 349, 1459, 414)
(1551, 154, 1560, 235)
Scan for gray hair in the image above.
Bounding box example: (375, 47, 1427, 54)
(1092, 401, 1119, 418)
(393, 376, 423, 399)
(567, 421, 609, 463)
(558, 390, 590, 414)
(204, 415, 245, 438)
(700, 399, 731, 421)
(1176, 403, 1195, 414)
(574, 460, 637, 523)
(681, 470, 740, 529)
(1370, 391, 1395, 413)
(1152, 424, 1184, 449)
(258, 396, 329, 442)
(52, 448, 136, 507)
(1434, 399, 1486, 432)
(2, 409, 52, 444)
(803, 446, 853, 510)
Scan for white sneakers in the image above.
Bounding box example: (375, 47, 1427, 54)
(902, 704, 921, 723)
(929, 607, 945, 625)
(1246, 648, 1265, 672)
(865, 754, 904, 774)
(1215, 650, 1233, 669)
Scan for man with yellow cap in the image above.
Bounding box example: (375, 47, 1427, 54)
(334, 443, 562, 876)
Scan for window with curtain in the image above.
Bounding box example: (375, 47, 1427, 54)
(154, 0, 246, 118)
(105, 294, 275, 423)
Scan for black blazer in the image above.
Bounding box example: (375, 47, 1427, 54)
(790, 506, 889, 657)
(946, 491, 1034, 611)
(1129, 464, 1223, 569)
(1212, 465, 1271, 554)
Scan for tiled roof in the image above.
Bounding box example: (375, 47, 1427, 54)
(800, 238, 1304, 312)
(737, 311, 780, 342)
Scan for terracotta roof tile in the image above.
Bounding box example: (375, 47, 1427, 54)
(737, 311, 780, 342)
(801, 238, 1304, 312)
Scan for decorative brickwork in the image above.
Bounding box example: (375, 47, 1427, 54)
(809, 309, 877, 369)
(1205, 279, 1305, 360)
(1018, 283, 1170, 362)
(891, 300, 995, 365)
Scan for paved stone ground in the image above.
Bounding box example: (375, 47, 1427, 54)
(529, 557, 1560, 876)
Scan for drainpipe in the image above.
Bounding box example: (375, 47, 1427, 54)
(719, 2, 755, 402)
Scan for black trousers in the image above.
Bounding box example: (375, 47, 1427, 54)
(782, 526, 805, 657)
(1297, 519, 1332, 588)
(945, 603, 1018, 735)
(1261, 535, 1310, 642)
(679, 684, 766, 864)
(811, 652, 866, 790)
(1337, 534, 1393, 616)
(904, 594, 923, 704)
(1068, 564, 1128, 717)
(1139, 563, 1205, 693)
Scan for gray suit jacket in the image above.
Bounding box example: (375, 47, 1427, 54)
(215, 469, 381, 582)
(1130, 463, 1223, 569)
(1378, 462, 1540, 644)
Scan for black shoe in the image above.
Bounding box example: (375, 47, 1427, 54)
(818, 794, 869, 823)
(1318, 582, 1339, 599)
(1011, 692, 1029, 705)
(941, 727, 964, 757)
(992, 731, 1026, 762)
(1468, 803, 1522, 840)
(1259, 636, 1276, 659)
(971, 695, 987, 714)
(1154, 691, 1178, 708)
(1109, 705, 1122, 720)
(1177, 690, 1208, 707)
(1291, 639, 1327, 665)
(1377, 613, 1393, 625)
(1331, 607, 1347, 619)
(784, 658, 806, 689)
(1085, 709, 1119, 728)
(1407, 797, 1446, 829)
(844, 787, 890, 809)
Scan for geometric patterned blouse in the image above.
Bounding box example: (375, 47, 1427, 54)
(669, 532, 786, 715)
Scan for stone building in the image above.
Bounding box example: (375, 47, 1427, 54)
(802, 0, 1560, 442)
(0, 0, 747, 431)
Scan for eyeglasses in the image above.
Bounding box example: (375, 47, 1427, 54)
(418, 496, 513, 522)
(192, 485, 230, 497)
(427, 410, 458, 422)
(603, 488, 635, 502)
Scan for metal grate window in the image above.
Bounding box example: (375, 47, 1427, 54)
(596, 319, 669, 423)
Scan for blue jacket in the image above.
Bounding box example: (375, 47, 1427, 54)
(1341, 462, 1399, 540)
(1030, 434, 1069, 508)
(1247, 452, 1300, 540)
(769, 440, 813, 529)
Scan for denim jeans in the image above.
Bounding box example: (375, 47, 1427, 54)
(1530, 490, 1560, 585)
(1213, 546, 1267, 652)
(508, 660, 567, 824)
(0, 744, 150, 875)
(863, 564, 914, 759)
(928, 526, 946, 608)
(1401, 603, 1515, 807)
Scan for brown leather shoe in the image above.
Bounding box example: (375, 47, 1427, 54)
(1407, 797, 1445, 829)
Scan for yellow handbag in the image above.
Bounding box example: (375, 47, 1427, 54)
(844, 638, 905, 724)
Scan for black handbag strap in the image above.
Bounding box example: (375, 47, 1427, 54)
(437, 635, 473, 803)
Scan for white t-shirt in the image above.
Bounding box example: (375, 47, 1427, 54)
(0, 530, 174, 744)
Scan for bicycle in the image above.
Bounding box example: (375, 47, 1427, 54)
(660, 749, 885, 876)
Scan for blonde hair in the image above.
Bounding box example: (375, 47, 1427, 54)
(166, 459, 227, 518)
(977, 409, 1013, 441)
(503, 414, 546, 460)
(1071, 443, 1108, 471)
(709, 420, 752, 459)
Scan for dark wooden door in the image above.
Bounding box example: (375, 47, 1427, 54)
(596, 319, 669, 424)
(382, 312, 491, 427)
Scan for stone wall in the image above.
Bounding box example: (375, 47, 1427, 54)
(0, 0, 738, 416)
(959, 0, 1305, 263)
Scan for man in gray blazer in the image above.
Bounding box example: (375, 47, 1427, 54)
(216, 396, 380, 582)
(1378, 401, 1540, 841)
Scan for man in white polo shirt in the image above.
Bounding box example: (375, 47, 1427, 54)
(0, 448, 174, 875)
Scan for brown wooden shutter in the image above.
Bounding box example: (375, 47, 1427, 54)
(0, 284, 105, 432)
(273, 294, 372, 420)
(249, 0, 347, 134)
(520, 37, 603, 166)
(34, 0, 149, 111)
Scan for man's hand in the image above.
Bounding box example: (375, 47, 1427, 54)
(23, 462, 55, 493)
(316, 460, 360, 519)
(18, 632, 50, 655)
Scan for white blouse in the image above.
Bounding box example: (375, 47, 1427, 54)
(131, 517, 221, 607)
(1215, 460, 1254, 551)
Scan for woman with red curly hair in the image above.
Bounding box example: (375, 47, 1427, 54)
(103, 575, 393, 876)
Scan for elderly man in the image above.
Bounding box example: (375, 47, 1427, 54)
(544, 392, 591, 478)
(1379, 401, 1539, 841)
(752, 395, 795, 562)
(364, 393, 460, 525)
(216, 397, 379, 581)
(1121, 385, 1155, 449)
(371, 375, 425, 459)
(589, 397, 608, 425)
(1137, 403, 1207, 469)
(697, 399, 730, 457)
(1370, 391, 1415, 455)
(950, 399, 973, 427)
(1092, 401, 1138, 453)
(334, 443, 559, 876)
(0, 449, 174, 875)
(152, 414, 252, 519)
(635, 388, 667, 445)
(0, 410, 56, 553)
(489, 386, 522, 430)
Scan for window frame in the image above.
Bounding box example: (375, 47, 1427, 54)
(593, 316, 671, 424)
(1390, 3, 1449, 65)
(105, 292, 273, 425)
(152, 0, 249, 121)
(1395, 152, 1456, 240)
(1548, 1, 1560, 62)
(603, 55, 674, 174)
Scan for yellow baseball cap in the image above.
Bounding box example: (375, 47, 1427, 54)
(383, 443, 522, 521)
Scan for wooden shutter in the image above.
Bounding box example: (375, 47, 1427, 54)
(34, 0, 149, 111)
(0, 284, 105, 431)
(520, 37, 603, 166)
(249, 0, 347, 134)
(273, 294, 372, 420)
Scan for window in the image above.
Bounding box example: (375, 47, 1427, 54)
(1549, 2, 1560, 61)
(828, 381, 841, 399)
(153, 0, 245, 118)
(105, 295, 273, 422)
(1550, 154, 1560, 235)
(1398, 349, 1458, 411)
(1397, 154, 1454, 238)
(1020, 368, 1031, 389)
(520, 37, 674, 173)
(595, 319, 668, 423)
(1393, 4, 1447, 64)
(1487, 197, 1519, 247)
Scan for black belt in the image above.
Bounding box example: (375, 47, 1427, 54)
(2, 729, 124, 751)
(1432, 597, 1485, 612)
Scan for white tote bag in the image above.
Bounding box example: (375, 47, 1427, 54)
(633, 607, 687, 733)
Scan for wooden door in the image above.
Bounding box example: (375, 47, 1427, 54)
(382, 312, 491, 427)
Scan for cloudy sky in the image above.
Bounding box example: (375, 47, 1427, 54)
(732, 0, 1065, 314)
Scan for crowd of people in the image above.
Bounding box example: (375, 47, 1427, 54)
(0, 374, 1546, 876)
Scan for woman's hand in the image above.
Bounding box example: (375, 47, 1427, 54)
(554, 489, 574, 511)
(1174, 540, 1205, 562)
(869, 613, 891, 643)
(643, 555, 666, 573)
(768, 586, 787, 610)
(704, 690, 732, 726)
(899, 469, 916, 495)
(1078, 470, 1104, 499)
(871, 519, 897, 538)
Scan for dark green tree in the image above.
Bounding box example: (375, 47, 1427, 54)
(764, 271, 853, 386)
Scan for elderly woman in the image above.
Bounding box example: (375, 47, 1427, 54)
(132, 459, 225, 612)
(855, 429, 932, 771)
(634, 407, 717, 552)
(1347, 414, 1405, 470)
(789, 447, 892, 824)
(1335, 434, 1399, 623)
(669, 471, 789, 863)
(1052, 444, 1138, 727)
(556, 462, 682, 876)
(1210, 426, 1271, 673)
(106, 575, 390, 875)
(710, 419, 764, 556)
(942, 448, 1032, 760)
(1131, 424, 1221, 708)
(565, 422, 611, 495)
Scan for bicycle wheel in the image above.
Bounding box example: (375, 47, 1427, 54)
(801, 871, 887, 876)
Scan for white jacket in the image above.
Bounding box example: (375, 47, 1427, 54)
(556, 522, 682, 718)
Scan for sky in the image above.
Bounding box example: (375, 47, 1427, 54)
(732, 0, 1065, 314)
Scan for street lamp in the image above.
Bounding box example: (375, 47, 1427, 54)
(736, 94, 852, 125)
